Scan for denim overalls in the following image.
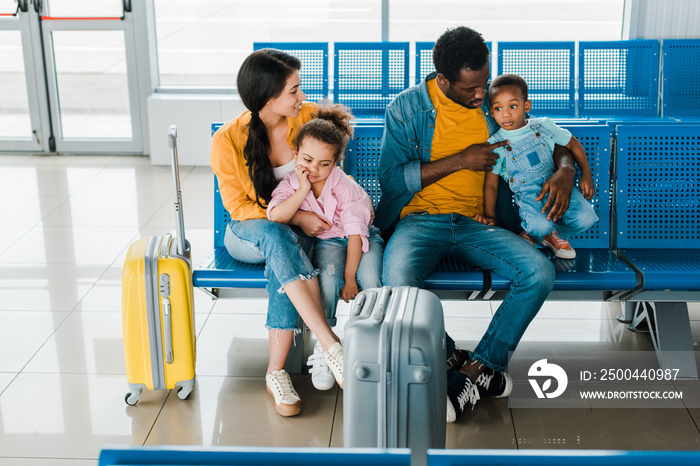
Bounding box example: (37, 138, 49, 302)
(491, 121, 598, 239)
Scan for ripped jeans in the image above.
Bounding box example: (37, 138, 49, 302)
(313, 226, 384, 326)
(224, 219, 317, 330)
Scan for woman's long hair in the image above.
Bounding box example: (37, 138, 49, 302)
(237, 49, 301, 208)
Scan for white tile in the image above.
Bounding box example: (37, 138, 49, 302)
(0, 226, 138, 265)
(23, 312, 125, 375)
(41, 195, 167, 228)
(144, 375, 337, 447)
(0, 226, 34, 255)
(145, 194, 213, 228)
(0, 459, 96, 466)
(0, 372, 17, 394)
(0, 311, 70, 372)
(0, 264, 106, 311)
(0, 196, 66, 227)
(688, 302, 700, 321)
(195, 313, 270, 377)
(442, 299, 493, 318)
(0, 373, 166, 459)
(534, 300, 612, 320)
(211, 298, 269, 315)
(72, 166, 175, 199)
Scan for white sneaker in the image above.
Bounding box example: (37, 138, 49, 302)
(265, 369, 302, 416)
(307, 343, 335, 390)
(325, 342, 344, 389)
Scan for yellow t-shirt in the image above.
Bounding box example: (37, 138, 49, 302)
(210, 101, 319, 221)
(400, 79, 490, 219)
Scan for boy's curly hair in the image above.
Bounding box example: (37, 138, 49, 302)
(433, 26, 490, 83)
(490, 73, 529, 101)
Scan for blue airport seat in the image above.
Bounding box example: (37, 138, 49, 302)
(578, 40, 660, 118)
(662, 39, 700, 118)
(99, 446, 411, 466)
(497, 41, 575, 117)
(616, 124, 700, 291)
(334, 42, 410, 117)
(254, 42, 329, 102)
(489, 125, 636, 292)
(426, 449, 700, 466)
(415, 42, 436, 84)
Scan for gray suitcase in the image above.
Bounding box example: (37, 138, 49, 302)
(343, 286, 446, 460)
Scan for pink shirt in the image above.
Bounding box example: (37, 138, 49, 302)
(267, 167, 373, 252)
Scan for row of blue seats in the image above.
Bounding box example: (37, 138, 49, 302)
(193, 121, 700, 376)
(194, 122, 700, 297)
(99, 446, 700, 465)
(253, 40, 700, 119)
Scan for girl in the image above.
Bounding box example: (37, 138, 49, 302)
(210, 49, 344, 417)
(267, 104, 384, 390)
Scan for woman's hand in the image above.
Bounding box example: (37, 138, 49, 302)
(290, 211, 332, 237)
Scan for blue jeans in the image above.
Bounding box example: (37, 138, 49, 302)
(517, 186, 599, 240)
(383, 213, 555, 371)
(224, 219, 318, 330)
(313, 227, 384, 326)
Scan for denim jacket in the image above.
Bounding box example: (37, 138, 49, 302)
(374, 72, 500, 236)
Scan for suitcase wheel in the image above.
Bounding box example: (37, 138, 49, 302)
(177, 386, 193, 400)
(125, 390, 141, 406)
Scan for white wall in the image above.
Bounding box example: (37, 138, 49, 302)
(623, 0, 700, 39)
(147, 93, 245, 166)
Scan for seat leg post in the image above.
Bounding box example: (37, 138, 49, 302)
(651, 302, 698, 379)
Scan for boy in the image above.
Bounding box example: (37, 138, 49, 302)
(476, 74, 598, 259)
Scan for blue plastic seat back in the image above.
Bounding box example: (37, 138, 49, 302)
(498, 41, 575, 117)
(562, 125, 611, 248)
(345, 124, 384, 207)
(578, 40, 660, 117)
(253, 42, 329, 102)
(616, 124, 700, 249)
(662, 39, 700, 118)
(334, 42, 410, 117)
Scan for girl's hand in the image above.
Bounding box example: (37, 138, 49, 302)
(474, 214, 496, 226)
(580, 174, 595, 200)
(340, 278, 360, 303)
(295, 164, 311, 192)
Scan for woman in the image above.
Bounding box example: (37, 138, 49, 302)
(210, 49, 343, 417)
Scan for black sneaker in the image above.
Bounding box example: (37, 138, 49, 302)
(446, 348, 470, 369)
(446, 368, 480, 423)
(462, 359, 513, 398)
(474, 365, 512, 398)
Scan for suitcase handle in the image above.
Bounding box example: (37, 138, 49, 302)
(168, 125, 187, 257)
(371, 286, 392, 324)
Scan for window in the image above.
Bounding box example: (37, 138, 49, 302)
(153, 0, 381, 87)
(389, 0, 625, 42)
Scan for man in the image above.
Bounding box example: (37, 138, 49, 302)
(375, 26, 575, 422)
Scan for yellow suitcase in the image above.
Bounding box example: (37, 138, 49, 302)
(122, 126, 196, 405)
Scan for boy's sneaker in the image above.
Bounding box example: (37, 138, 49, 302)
(518, 230, 537, 246)
(266, 369, 302, 417)
(325, 342, 344, 389)
(446, 368, 480, 423)
(307, 343, 335, 390)
(542, 230, 576, 259)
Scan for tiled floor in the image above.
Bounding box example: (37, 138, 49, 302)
(0, 154, 699, 465)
